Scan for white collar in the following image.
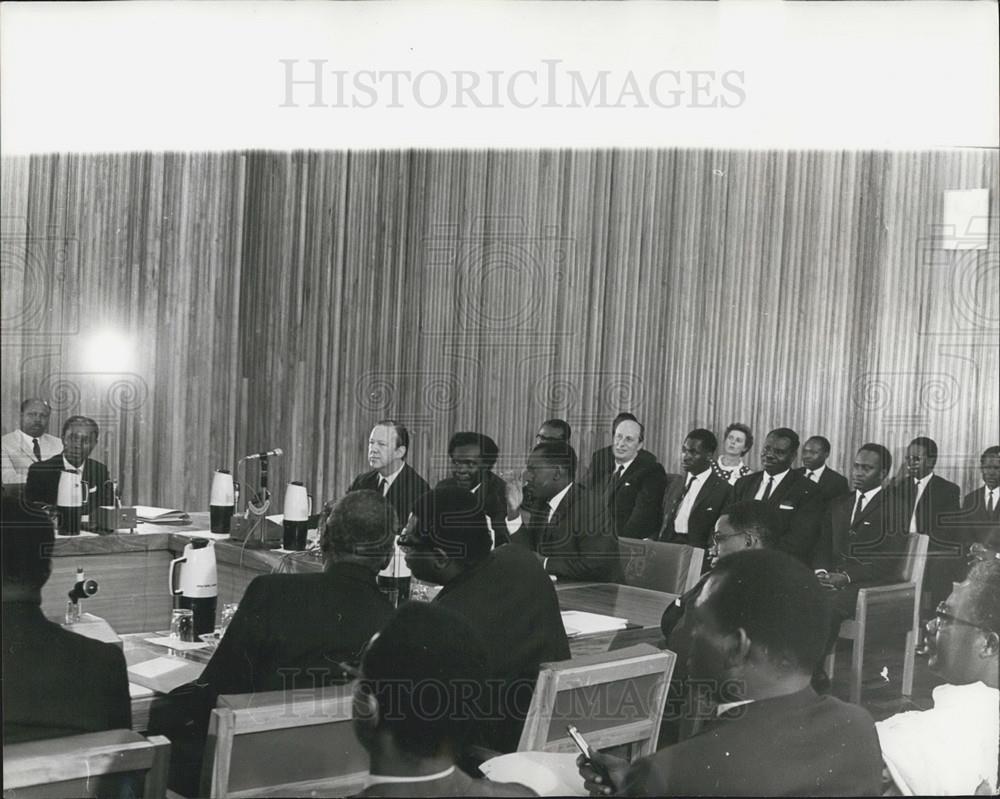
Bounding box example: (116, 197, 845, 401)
(18, 429, 46, 447)
(914, 472, 933, 488)
(762, 468, 790, 486)
(379, 462, 406, 488)
(62, 456, 83, 473)
(856, 485, 882, 501)
(803, 464, 827, 480)
(716, 698, 754, 716)
(985, 484, 998, 494)
(613, 456, 637, 474)
(685, 466, 711, 484)
(548, 482, 574, 515)
(366, 766, 455, 786)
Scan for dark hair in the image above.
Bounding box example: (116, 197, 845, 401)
(723, 500, 779, 548)
(20, 398, 51, 413)
(980, 445, 1000, 461)
(531, 440, 578, 481)
(909, 436, 938, 461)
(613, 414, 644, 442)
(539, 419, 571, 441)
(686, 428, 718, 454)
(767, 427, 800, 451)
(1, 497, 55, 589)
(375, 419, 410, 458)
(806, 436, 831, 454)
(408, 486, 492, 565)
(360, 602, 489, 759)
(447, 432, 500, 470)
(61, 415, 99, 438)
(966, 560, 1000, 636)
(321, 491, 397, 560)
(858, 443, 892, 474)
(707, 549, 830, 674)
(723, 423, 754, 453)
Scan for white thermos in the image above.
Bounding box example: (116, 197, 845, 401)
(210, 469, 237, 534)
(57, 470, 88, 536)
(282, 481, 313, 550)
(169, 540, 218, 636)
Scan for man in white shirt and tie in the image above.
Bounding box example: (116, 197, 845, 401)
(795, 436, 849, 504)
(1, 399, 62, 486)
(958, 446, 1000, 553)
(659, 429, 731, 550)
(24, 415, 112, 517)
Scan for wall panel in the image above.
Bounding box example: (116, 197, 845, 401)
(2, 149, 997, 511)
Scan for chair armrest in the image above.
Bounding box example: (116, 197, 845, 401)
(856, 583, 914, 600)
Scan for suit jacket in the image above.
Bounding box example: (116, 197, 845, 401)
(349, 463, 431, 532)
(510, 483, 622, 582)
(794, 465, 850, 504)
(436, 471, 510, 547)
(583, 446, 660, 491)
(1, 431, 62, 484)
(955, 485, 1000, 550)
(435, 545, 570, 752)
(199, 562, 395, 696)
(728, 470, 824, 564)
(658, 470, 732, 549)
(623, 687, 883, 796)
(816, 488, 906, 585)
(2, 602, 131, 744)
(24, 453, 112, 517)
(596, 456, 668, 539)
(894, 474, 963, 604)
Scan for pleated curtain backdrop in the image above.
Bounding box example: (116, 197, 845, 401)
(1, 149, 997, 511)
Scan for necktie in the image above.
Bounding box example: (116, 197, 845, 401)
(32, 438, 42, 461)
(804, 470, 814, 482)
(669, 474, 695, 519)
(852, 491, 866, 524)
(761, 477, 774, 502)
(377, 476, 387, 496)
(611, 465, 625, 486)
(988, 489, 996, 515)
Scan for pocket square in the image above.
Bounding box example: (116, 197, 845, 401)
(779, 503, 794, 510)
(705, 507, 714, 511)
(88, 486, 97, 493)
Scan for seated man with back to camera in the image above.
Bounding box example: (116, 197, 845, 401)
(2, 496, 131, 744)
(400, 485, 570, 753)
(875, 559, 999, 795)
(24, 415, 114, 518)
(505, 441, 621, 582)
(150, 490, 398, 796)
(436, 432, 509, 546)
(1, 398, 62, 486)
(580, 549, 883, 796)
(352, 602, 536, 797)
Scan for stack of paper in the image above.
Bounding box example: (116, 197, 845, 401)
(134, 506, 191, 524)
(127, 656, 205, 694)
(481, 751, 587, 796)
(560, 610, 629, 637)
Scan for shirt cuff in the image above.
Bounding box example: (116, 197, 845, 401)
(543, 557, 549, 570)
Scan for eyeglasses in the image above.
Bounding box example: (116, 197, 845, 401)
(933, 601, 996, 634)
(711, 530, 752, 546)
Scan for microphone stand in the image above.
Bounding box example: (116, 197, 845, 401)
(237, 455, 272, 549)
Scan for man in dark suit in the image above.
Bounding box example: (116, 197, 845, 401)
(584, 415, 666, 539)
(814, 444, 905, 645)
(506, 441, 621, 582)
(2, 496, 131, 744)
(727, 427, 824, 564)
(353, 603, 535, 798)
(896, 436, 962, 609)
(945, 445, 1000, 559)
(581, 413, 658, 488)
(795, 435, 850, 504)
(658, 429, 731, 550)
(580, 550, 883, 796)
(349, 419, 430, 532)
(401, 486, 569, 752)
(24, 415, 113, 517)
(152, 490, 398, 795)
(435, 431, 509, 546)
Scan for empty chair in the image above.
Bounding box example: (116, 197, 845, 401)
(620, 538, 704, 594)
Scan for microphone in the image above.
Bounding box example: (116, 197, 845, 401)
(243, 448, 284, 461)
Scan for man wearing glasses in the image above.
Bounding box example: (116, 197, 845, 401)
(876, 560, 999, 795)
(24, 415, 113, 517)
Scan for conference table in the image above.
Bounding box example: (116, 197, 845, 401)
(43, 514, 678, 732)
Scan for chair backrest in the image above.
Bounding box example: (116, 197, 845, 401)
(620, 538, 703, 594)
(901, 533, 930, 628)
(517, 643, 675, 759)
(2, 729, 169, 799)
(201, 685, 368, 798)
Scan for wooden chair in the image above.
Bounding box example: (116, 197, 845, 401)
(825, 533, 929, 704)
(620, 538, 704, 594)
(516, 643, 675, 760)
(3, 729, 169, 799)
(200, 685, 368, 798)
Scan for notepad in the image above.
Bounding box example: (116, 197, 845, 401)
(560, 610, 629, 637)
(127, 656, 205, 694)
(144, 636, 210, 651)
(134, 506, 191, 524)
(481, 751, 587, 796)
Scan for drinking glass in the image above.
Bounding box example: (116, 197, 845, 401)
(219, 603, 239, 636)
(170, 608, 195, 642)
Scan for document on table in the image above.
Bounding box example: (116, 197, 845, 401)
(134, 506, 191, 524)
(560, 610, 629, 637)
(481, 751, 587, 796)
(144, 636, 210, 651)
(127, 656, 205, 694)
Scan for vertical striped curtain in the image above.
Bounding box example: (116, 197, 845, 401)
(1, 149, 997, 510)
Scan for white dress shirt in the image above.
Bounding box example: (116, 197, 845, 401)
(909, 472, 933, 533)
(377, 462, 406, 496)
(754, 469, 790, 500)
(674, 468, 711, 534)
(802, 464, 826, 483)
(850, 485, 882, 523)
(1, 430, 62, 483)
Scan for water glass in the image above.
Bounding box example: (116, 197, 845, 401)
(170, 608, 195, 642)
(219, 602, 239, 635)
